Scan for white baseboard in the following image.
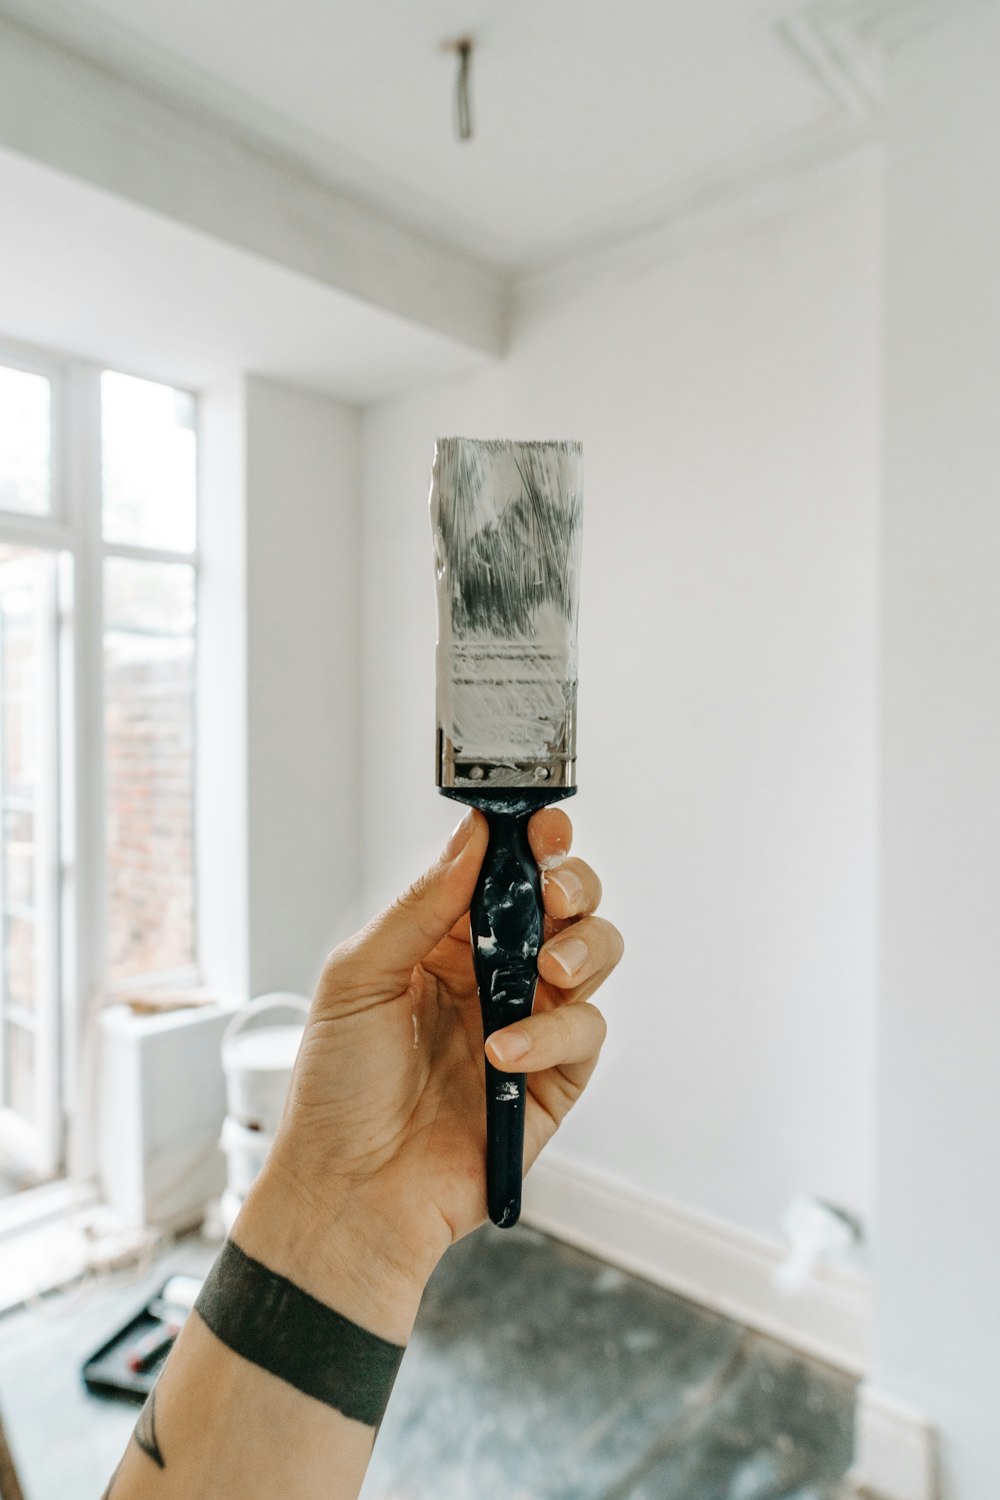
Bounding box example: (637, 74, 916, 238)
(848, 1384, 937, 1500)
(520, 1152, 870, 1375)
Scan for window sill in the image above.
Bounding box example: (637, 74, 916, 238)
(0, 1178, 97, 1245)
(0, 1188, 170, 1315)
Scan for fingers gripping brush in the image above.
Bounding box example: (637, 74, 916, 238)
(431, 437, 583, 1228)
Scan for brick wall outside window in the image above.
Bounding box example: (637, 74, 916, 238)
(105, 645, 194, 982)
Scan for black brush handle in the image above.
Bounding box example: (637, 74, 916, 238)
(441, 786, 575, 1227)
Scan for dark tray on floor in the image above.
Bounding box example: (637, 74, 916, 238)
(82, 1281, 185, 1402)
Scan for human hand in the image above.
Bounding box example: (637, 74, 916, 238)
(255, 808, 623, 1300)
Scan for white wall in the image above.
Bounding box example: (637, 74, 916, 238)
(199, 375, 363, 1002)
(872, 8, 1000, 1496)
(245, 376, 363, 996)
(361, 158, 881, 1247)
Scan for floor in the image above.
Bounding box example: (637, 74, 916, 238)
(0, 1223, 858, 1500)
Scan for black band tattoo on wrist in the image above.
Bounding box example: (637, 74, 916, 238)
(194, 1238, 407, 1428)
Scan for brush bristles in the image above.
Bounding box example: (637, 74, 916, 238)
(430, 437, 583, 790)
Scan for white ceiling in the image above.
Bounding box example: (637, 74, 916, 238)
(4, 0, 876, 271)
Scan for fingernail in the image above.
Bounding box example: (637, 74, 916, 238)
(490, 1030, 530, 1064)
(443, 811, 474, 860)
(546, 868, 582, 906)
(548, 936, 589, 978)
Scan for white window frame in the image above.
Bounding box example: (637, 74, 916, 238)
(0, 336, 200, 1226)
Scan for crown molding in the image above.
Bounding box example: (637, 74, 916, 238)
(513, 0, 983, 311)
(789, 0, 992, 52)
(511, 131, 881, 324)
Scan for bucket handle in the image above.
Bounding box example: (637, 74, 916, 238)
(222, 992, 310, 1056)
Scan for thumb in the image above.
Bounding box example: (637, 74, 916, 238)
(348, 810, 487, 981)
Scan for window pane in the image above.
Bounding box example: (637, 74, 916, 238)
(5, 916, 35, 1012)
(0, 552, 46, 1028)
(105, 558, 195, 981)
(4, 810, 34, 909)
(3, 1020, 34, 1124)
(102, 371, 197, 551)
(0, 547, 58, 1161)
(0, 364, 51, 516)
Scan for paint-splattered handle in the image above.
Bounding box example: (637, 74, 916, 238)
(441, 786, 575, 1227)
(471, 801, 544, 1228)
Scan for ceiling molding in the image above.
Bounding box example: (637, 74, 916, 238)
(512, 137, 882, 325)
(514, 0, 980, 309)
(791, 0, 992, 49)
(775, 0, 990, 104)
(0, 10, 506, 358)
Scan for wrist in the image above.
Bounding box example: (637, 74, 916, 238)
(231, 1156, 437, 1345)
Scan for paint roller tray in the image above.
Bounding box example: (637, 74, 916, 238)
(82, 1274, 202, 1402)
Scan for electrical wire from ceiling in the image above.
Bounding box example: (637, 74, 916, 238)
(443, 36, 474, 142)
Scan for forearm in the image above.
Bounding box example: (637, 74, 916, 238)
(105, 1165, 431, 1500)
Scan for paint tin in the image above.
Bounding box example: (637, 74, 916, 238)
(219, 1187, 244, 1234)
(219, 1114, 275, 1199)
(220, 994, 308, 1134)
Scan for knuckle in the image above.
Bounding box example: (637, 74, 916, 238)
(566, 858, 599, 897)
(530, 806, 573, 855)
(586, 1003, 608, 1047)
(386, 879, 442, 946)
(554, 1007, 576, 1049)
(391, 874, 430, 917)
(317, 942, 352, 994)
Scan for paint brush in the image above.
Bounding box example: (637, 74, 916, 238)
(430, 436, 583, 1228)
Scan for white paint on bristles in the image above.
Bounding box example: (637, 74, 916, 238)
(430, 437, 582, 774)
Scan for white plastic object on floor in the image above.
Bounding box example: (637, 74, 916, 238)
(772, 1194, 862, 1294)
(221, 993, 309, 1133)
(219, 1115, 275, 1199)
(219, 1188, 244, 1234)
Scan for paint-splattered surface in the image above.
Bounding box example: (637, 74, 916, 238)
(0, 1225, 856, 1500)
(363, 1224, 857, 1500)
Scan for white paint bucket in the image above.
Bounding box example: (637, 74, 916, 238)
(219, 1114, 275, 1200)
(220, 1187, 243, 1234)
(221, 994, 309, 1134)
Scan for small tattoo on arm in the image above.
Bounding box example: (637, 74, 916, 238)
(134, 1387, 166, 1469)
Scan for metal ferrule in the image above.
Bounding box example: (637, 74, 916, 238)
(437, 730, 577, 789)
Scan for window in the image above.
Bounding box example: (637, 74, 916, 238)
(0, 348, 199, 1203)
(0, 545, 59, 1190)
(101, 373, 198, 982)
(0, 365, 52, 516)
